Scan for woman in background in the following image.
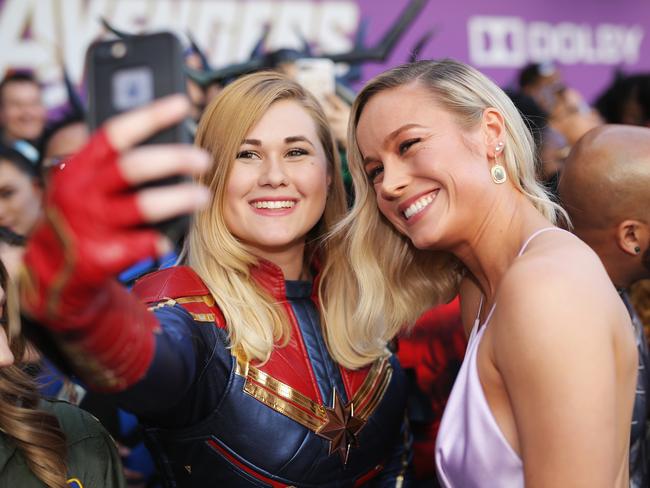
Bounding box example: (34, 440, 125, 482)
(20, 72, 410, 487)
(0, 257, 125, 487)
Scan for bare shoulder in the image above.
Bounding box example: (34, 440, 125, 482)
(492, 230, 629, 350)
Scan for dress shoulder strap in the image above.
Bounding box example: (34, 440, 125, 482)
(517, 227, 570, 257)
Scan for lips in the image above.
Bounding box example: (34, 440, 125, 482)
(250, 200, 296, 209)
(398, 190, 439, 220)
(248, 197, 298, 214)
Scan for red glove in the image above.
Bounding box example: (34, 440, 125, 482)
(21, 129, 160, 391)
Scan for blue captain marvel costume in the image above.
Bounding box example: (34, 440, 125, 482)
(123, 263, 410, 487)
(19, 126, 411, 487)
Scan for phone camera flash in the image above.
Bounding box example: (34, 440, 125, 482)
(111, 42, 127, 58)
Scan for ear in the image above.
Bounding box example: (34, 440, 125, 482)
(616, 219, 649, 256)
(481, 108, 506, 158)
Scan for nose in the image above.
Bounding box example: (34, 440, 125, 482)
(379, 161, 410, 200)
(258, 155, 289, 188)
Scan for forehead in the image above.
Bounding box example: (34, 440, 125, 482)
(45, 123, 90, 158)
(1, 81, 40, 101)
(356, 83, 454, 148)
(0, 159, 32, 184)
(246, 99, 320, 141)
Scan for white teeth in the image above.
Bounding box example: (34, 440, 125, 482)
(403, 193, 435, 219)
(251, 200, 296, 209)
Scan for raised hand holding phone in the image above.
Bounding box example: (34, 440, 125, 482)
(86, 32, 193, 244)
(21, 95, 210, 324)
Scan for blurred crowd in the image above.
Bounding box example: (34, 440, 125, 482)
(0, 17, 649, 488)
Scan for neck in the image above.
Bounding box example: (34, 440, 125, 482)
(251, 241, 307, 280)
(451, 191, 551, 304)
(599, 255, 644, 291)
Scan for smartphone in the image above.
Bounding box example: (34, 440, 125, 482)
(294, 58, 336, 104)
(85, 31, 190, 244)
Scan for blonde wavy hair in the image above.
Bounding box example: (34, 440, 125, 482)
(0, 260, 68, 487)
(186, 72, 348, 365)
(324, 60, 569, 365)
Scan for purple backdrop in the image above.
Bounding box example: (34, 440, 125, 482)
(356, 0, 650, 101)
(0, 0, 648, 105)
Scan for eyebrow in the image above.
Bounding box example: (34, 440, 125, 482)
(362, 123, 426, 165)
(241, 139, 262, 146)
(284, 135, 315, 148)
(386, 123, 426, 142)
(240, 136, 315, 148)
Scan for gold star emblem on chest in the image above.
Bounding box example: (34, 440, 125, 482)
(316, 389, 366, 466)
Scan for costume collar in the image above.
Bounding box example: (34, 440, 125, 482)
(250, 256, 322, 301)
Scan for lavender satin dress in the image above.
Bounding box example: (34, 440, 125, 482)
(435, 228, 564, 487)
(434, 309, 523, 487)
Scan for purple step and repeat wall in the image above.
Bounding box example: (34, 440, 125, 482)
(0, 0, 648, 108)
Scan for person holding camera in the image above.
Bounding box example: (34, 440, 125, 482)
(19, 72, 411, 487)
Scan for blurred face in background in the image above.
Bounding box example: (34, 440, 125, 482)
(548, 87, 602, 146)
(42, 121, 90, 178)
(0, 159, 42, 236)
(0, 81, 46, 143)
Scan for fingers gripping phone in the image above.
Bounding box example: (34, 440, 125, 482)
(85, 31, 190, 245)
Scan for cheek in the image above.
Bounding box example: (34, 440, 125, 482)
(15, 186, 38, 212)
(376, 196, 392, 219)
(224, 166, 253, 206)
(298, 164, 329, 201)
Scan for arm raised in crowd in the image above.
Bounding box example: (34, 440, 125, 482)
(19, 95, 210, 393)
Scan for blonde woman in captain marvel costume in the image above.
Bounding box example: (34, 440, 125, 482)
(335, 59, 637, 487)
(19, 72, 410, 487)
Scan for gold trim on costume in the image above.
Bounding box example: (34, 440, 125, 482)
(188, 312, 216, 322)
(235, 354, 392, 434)
(246, 366, 327, 418)
(147, 299, 177, 311)
(243, 381, 326, 431)
(176, 295, 215, 306)
(351, 357, 387, 409)
(355, 360, 393, 421)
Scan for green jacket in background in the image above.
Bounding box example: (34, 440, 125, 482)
(0, 399, 126, 488)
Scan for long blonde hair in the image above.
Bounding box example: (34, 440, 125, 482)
(322, 60, 569, 366)
(187, 72, 348, 364)
(0, 260, 68, 487)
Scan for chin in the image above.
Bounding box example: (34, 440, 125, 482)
(406, 229, 443, 251)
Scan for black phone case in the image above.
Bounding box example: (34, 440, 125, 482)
(85, 32, 190, 246)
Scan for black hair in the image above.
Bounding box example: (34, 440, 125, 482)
(594, 72, 650, 125)
(0, 71, 40, 105)
(39, 112, 86, 162)
(0, 226, 25, 247)
(0, 143, 41, 181)
(518, 62, 556, 90)
(506, 90, 549, 150)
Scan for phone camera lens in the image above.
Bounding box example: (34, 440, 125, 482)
(111, 42, 127, 58)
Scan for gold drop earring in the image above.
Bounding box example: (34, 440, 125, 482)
(491, 141, 507, 184)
